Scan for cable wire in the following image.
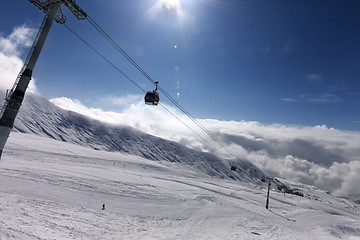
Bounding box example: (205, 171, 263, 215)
(64, 24, 145, 94)
(63, 23, 219, 151)
(66, 15, 239, 161)
(85, 16, 238, 159)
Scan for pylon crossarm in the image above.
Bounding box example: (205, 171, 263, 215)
(29, 0, 87, 24)
(64, 0, 87, 20)
(29, 0, 62, 14)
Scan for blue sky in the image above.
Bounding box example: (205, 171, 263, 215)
(1, 0, 360, 130)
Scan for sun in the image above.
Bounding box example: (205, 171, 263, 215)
(143, 0, 186, 28)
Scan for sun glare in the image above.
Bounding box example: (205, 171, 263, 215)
(144, 0, 187, 29)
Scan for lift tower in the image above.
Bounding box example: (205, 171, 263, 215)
(0, 0, 87, 159)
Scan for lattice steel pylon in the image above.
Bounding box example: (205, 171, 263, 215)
(0, 0, 87, 159)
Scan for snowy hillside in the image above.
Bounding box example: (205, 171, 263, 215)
(1, 132, 359, 239)
(8, 92, 267, 183)
(0, 92, 360, 239)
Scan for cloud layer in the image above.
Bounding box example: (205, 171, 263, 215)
(281, 93, 342, 103)
(49, 96, 360, 200)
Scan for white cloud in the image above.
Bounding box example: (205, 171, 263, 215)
(49, 96, 203, 149)
(282, 93, 342, 104)
(0, 25, 38, 93)
(307, 93, 342, 103)
(102, 94, 144, 108)
(49, 95, 360, 200)
(0, 25, 36, 55)
(281, 97, 298, 102)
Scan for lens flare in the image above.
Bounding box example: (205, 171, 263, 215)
(162, 0, 179, 11)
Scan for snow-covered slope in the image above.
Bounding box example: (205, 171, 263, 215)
(10, 93, 266, 183)
(1, 132, 359, 239)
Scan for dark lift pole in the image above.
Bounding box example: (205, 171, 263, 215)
(0, 0, 86, 160)
(265, 177, 273, 209)
(0, 2, 61, 160)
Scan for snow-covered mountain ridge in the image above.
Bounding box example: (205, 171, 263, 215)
(10, 92, 266, 183)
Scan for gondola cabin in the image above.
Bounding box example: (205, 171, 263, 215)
(144, 91, 159, 105)
(145, 81, 160, 106)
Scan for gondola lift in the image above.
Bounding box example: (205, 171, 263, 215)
(144, 81, 160, 106)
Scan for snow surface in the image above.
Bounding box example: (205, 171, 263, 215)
(1, 132, 360, 239)
(0, 93, 360, 239)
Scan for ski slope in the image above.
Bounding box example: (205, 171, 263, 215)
(1, 132, 359, 239)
